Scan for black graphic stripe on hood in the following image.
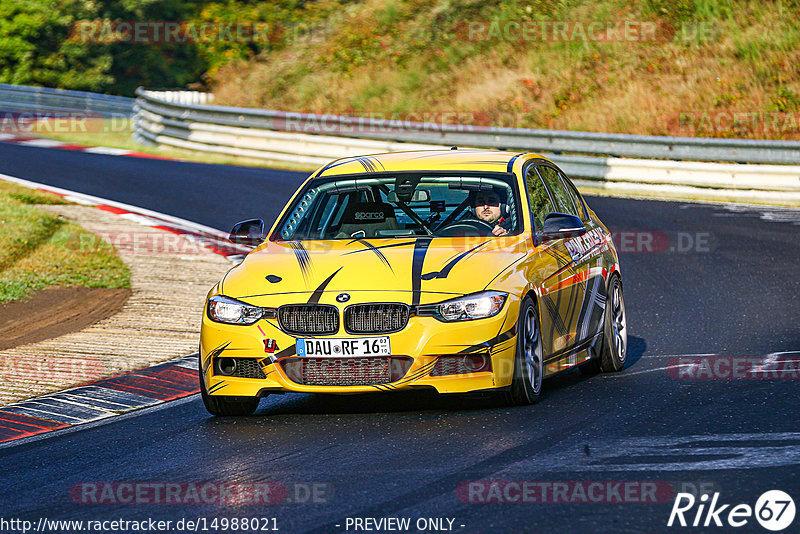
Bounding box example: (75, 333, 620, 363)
(458, 325, 517, 354)
(343, 240, 418, 255)
(411, 238, 432, 307)
(307, 267, 343, 304)
(288, 242, 312, 283)
(421, 241, 488, 280)
(348, 239, 394, 273)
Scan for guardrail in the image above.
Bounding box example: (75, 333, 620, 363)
(135, 88, 800, 165)
(132, 88, 800, 204)
(0, 83, 134, 118)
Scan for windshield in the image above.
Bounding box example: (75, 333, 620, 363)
(274, 173, 522, 241)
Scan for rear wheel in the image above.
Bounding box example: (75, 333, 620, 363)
(506, 296, 544, 405)
(589, 274, 627, 373)
(199, 356, 260, 416)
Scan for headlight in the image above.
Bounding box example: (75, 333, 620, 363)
(207, 295, 275, 325)
(421, 291, 508, 322)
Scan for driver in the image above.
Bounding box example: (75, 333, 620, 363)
(472, 190, 509, 236)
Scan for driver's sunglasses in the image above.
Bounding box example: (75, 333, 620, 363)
(473, 195, 500, 207)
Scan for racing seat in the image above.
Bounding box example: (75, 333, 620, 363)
(336, 202, 399, 238)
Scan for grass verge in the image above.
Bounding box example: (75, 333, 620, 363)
(0, 181, 130, 303)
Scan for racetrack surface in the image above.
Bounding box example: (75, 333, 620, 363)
(1, 141, 799, 533)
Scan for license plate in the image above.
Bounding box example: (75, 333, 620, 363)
(296, 336, 391, 357)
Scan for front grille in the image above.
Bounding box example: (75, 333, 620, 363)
(279, 305, 338, 335)
(281, 356, 412, 386)
(344, 303, 410, 334)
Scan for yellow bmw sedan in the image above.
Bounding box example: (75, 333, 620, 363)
(199, 150, 627, 415)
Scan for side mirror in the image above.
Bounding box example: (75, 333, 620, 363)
(229, 219, 266, 246)
(537, 213, 586, 243)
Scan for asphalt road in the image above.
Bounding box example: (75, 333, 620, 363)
(1, 142, 799, 533)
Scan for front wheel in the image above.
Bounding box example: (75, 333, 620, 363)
(199, 356, 260, 416)
(505, 296, 544, 405)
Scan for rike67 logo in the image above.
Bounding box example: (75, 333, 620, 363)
(668, 490, 795, 531)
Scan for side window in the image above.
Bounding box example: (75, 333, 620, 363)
(561, 173, 588, 221)
(536, 166, 578, 216)
(525, 166, 555, 231)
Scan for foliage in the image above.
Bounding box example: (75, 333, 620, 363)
(1, 0, 799, 140)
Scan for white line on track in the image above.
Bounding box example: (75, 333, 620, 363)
(82, 146, 134, 156)
(502, 432, 800, 473)
(626, 352, 718, 359)
(18, 138, 67, 148)
(606, 350, 800, 378)
(604, 364, 696, 378)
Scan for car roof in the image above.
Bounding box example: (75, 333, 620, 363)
(314, 150, 551, 177)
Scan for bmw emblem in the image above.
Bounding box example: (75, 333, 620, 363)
(336, 293, 350, 303)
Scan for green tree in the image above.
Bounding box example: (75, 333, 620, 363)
(0, 0, 113, 91)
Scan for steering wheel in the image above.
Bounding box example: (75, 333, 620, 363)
(435, 218, 495, 237)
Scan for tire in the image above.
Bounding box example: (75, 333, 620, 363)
(596, 274, 627, 373)
(505, 296, 544, 405)
(199, 355, 260, 416)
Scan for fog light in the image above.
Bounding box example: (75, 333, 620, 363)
(463, 355, 489, 372)
(430, 354, 492, 376)
(216, 357, 237, 376)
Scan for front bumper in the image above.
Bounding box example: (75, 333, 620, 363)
(200, 297, 520, 397)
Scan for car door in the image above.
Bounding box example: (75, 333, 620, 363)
(559, 172, 608, 349)
(529, 163, 589, 365)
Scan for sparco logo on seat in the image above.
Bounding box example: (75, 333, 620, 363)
(354, 212, 384, 220)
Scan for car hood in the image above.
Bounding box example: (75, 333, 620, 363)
(220, 236, 529, 303)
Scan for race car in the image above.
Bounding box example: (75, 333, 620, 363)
(199, 149, 627, 415)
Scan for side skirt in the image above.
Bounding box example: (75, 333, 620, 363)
(543, 332, 603, 377)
